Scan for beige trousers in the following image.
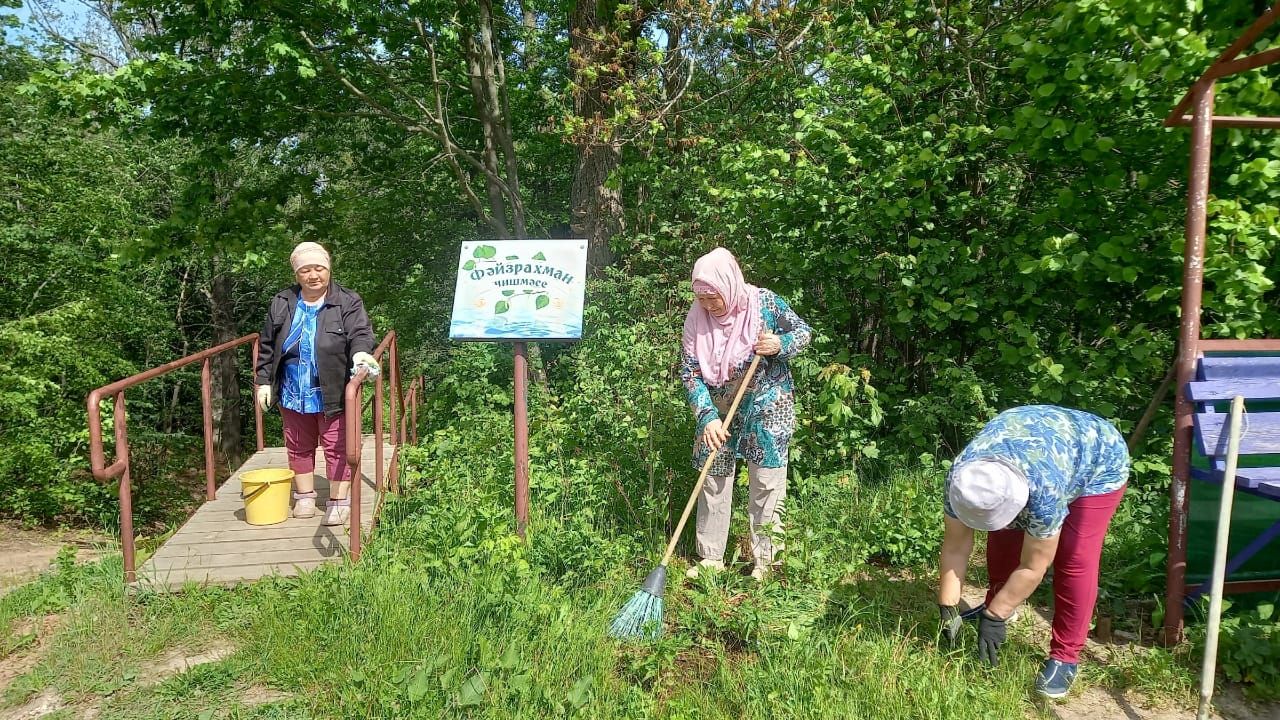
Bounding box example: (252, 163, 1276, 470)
(695, 461, 787, 566)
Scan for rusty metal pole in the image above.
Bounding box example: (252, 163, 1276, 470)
(1166, 80, 1215, 646)
(251, 338, 264, 451)
(114, 393, 136, 584)
(412, 376, 422, 445)
(386, 335, 396, 443)
(374, 370, 385, 494)
(347, 383, 363, 562)
(513, 342, 530, 538)
(200, 358, 216, 502)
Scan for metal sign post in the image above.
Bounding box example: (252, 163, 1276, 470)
(447, 240, 588, 539)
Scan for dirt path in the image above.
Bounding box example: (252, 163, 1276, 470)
(0, 526, 108, 594)
(954, 591, 1280, 720)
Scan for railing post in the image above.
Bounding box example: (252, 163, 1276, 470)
(347, 381, 363, 562)
(389, 336, 400, 446)
(1166, 80, 1215, 646)
(411, 376, 421, 445)
(374, 371, 385, 494)
(200, 358, 216, 502)
(114, 393, 136, 584)
(251, 337, 264, 451)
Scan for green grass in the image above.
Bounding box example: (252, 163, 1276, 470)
(0, 457, 1206, 719)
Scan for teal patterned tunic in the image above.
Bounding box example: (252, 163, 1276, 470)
(944, 405, 1130, 538)
(680, 288, 812, 474)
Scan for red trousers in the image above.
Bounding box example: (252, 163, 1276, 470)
(281, 407, 350, 484)
(983, 485, 1125, 663)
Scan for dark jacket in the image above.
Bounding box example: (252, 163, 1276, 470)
(254, 282, 376, 417)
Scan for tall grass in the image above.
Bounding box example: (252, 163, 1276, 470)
(0, 448, 1200, 719)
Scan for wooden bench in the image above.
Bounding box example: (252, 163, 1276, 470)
(1184, 352, 1280, 602)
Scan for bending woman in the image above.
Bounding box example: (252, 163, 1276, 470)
(937, 405, 1128, 700)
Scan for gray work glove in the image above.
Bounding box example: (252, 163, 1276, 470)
(939, 605, 962, 647)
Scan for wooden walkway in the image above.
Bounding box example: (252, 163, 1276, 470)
(135, 437, 394, 590)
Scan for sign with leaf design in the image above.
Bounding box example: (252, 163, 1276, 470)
(449, 240, 588, 341)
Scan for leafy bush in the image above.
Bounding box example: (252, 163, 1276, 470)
(1193, 601, 1280, 700)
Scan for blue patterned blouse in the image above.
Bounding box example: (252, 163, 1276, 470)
(944, 405, 1129, 538)
(680, 288, 812, 473)
(279, 300, 325, 414)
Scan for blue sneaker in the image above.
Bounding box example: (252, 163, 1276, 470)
(1035, 659, 1078, 699)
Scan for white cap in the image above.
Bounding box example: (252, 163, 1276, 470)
(948, 459, 1029, 531)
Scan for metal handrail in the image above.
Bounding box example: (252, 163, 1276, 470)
(87, 327, 425, 581)
(344, 330, 408, 561)
(87, 333, 265, 583)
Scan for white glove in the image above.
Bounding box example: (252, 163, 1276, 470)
(255, 385, 272, 412)
(351, 351, 381, 381)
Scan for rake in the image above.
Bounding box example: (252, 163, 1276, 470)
(609, 355, 762, 640)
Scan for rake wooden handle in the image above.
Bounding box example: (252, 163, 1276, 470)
(660, 355, 762, 567)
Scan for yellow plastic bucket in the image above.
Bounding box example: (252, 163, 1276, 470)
(240, 468, 295, 525)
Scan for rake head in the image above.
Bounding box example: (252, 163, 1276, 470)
(608, 565, 667, 640)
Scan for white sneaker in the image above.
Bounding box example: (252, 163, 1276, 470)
(292, 497, 317, 519)
(685, 558, 725, 579)
(750, 564, 770, 582)
(322, 503, 351, 527)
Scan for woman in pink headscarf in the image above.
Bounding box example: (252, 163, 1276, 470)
(680, 247, 811, 581)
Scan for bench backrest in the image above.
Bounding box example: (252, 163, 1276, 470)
(1189, 353, 1280, 460)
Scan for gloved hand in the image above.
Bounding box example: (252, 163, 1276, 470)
(977, 610, 1007, 667)
(351, 351, 381, 381)
(939, 605, 962, 647)
(255, 385, 272, 413)
(961, 602, 987, 622)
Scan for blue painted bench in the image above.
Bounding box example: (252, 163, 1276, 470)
(1184, 352, 1280, 602)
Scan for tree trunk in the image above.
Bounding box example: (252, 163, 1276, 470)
(571, 142, 621, 272)
(462, 0, 527, 239)
(570, 0, 623, 273)
(207, 261, 243, 470)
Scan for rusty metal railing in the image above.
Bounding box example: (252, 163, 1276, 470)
(87, 334, 266, 583)
(88, 329, 425, 582)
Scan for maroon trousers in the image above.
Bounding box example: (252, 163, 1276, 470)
(281, 407, 350, 485)
(983, 485, 1126, 663)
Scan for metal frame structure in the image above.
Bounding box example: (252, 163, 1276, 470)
(1163, 1, 1280, 644)
(88, 329, 421, 583)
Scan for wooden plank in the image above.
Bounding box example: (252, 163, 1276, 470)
(176, 495, 377, 528)
(131, 440, 396, 592)
(162, 525, 353, 545)
(145, 547, 347, 570)
(1257, 481, 1280, 500)
(1190, 465, 1280, 490)
(160, 531, 350, 549)
(1186, 378, 1280, 402)
(1194, 412, 1280, 456)
(1198, 355, 1280, 380)
(1199, 340, 1280, 352)
(136, 561, 328, 590)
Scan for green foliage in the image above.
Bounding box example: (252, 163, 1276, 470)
(616, 0, 1279, 463)
(0, 46, 195, 526)
(1192, 601, 1280, 700)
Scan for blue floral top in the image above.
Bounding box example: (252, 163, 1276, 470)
(944, 405, 1129, 538)
(680, 288, 812, 473)
(279, 300, 324, 414)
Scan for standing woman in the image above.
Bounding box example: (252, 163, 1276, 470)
(936, 405, 1129, 699)
(254, 242, 379, 526)
(679, 247, 812, 581)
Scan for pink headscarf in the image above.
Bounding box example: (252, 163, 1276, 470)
(682, 248, 761, 386)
